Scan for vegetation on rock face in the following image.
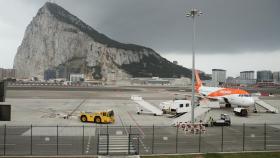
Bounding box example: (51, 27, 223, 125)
(92, 65, 102, 80)
(121, 54, 210, 79)
(121, 55, 192, 78)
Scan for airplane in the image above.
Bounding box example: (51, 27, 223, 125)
(173, 71, 278, 126)
(195, 70, 255, 108)
(132, 71, 278, 120)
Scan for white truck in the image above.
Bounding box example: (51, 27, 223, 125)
(233, 107, 248, 117)
(160, 99, 192, 115)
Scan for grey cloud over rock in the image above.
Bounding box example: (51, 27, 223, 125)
(19, 0, 280, 54)
(0, 0, 280, 70)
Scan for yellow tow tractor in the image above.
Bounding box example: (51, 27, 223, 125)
(80, 109, 115, 124)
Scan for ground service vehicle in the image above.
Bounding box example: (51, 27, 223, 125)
(80, 109, 115, 123)
(160, 100, 192, 115)
(233, 107, 248, 117)
(212, 114, 231, 126)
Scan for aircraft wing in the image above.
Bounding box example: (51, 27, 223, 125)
(179, 93, 205, 100)
(206, 97, 219, 101)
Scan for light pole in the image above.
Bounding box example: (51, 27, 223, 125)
(186, 9, 202, 124)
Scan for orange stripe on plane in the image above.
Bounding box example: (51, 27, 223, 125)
(208, 88, 249, 97)
(195, 70, 202, 92)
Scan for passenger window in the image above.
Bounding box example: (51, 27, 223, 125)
(180, 104, 183, 108)
(186, 104, 189, 107)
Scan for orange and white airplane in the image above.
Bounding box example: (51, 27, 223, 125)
(195, 71, 255, 108)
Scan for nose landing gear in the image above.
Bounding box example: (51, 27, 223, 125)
(253, 103, 258, 113)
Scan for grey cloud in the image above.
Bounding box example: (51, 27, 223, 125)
(3, 0, 280, 55)
(59, 0, 280, 54)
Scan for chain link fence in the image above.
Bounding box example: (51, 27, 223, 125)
(0, 124, 279, 156)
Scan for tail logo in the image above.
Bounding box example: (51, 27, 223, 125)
(195, 70, 202, 92)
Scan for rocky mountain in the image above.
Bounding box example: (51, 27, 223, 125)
(14, 2, 204, 81)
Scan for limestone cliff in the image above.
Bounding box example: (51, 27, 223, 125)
(14, 2, 193, 81)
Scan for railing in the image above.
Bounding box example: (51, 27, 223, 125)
(0, 124, 279, 156)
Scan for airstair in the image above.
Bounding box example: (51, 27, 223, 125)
(131, 95, 163, 116)
(172, 106, 211, 125)
(168, 112, 187, 118)
(255, 99, 279, 113)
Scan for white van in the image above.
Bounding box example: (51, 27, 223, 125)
(160, 99, 192, 114)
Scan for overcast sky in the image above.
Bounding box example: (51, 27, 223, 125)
(0, 0, 279, 77)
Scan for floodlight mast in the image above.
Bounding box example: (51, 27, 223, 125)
(186, 9, 202, 124)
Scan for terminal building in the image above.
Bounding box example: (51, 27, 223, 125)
(0, 68, 16, 80)
(240, 71, 254, 80)
(273, 71, 280, 83)
(212, 69, 226, 85)
(70, 74, 84, 83)
(237, 71, 256, 85)
(257, 70, 273, 82)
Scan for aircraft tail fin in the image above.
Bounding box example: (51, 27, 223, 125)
(195, 70, 203, 92)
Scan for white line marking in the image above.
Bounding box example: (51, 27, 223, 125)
(250, 140, 280, 142)
(227, 127, 242, 133)
(267, 145, 280, 147)
(36, 144, 72, 146)
(85, 134, 91, 153)
(245, 136, 271, 138)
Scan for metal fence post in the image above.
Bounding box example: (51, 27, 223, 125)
(128, 134, 131, 154)
(176, 125, 178, 153)
(30, 124, 33, 155)
(242, 123, 245, 151)
(264, 123, 267, 150)
(198, 129, 201, 153)
(152, 125, 154, 154)
(97, 132, 99, 155)
(106, 125, 108, 135)
(107, 134, 109, 155)
(57, 125, 59, 155)
(82, 125, 84, 155)
(221, 126, 224, 152)
(129, 125, 132, 134)
(137, 135, 140, 155)
(3, 124, 6, 156)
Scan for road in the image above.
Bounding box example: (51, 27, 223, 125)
(6, 86, 178, 100)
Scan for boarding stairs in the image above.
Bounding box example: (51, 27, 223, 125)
(168, 112, 187, 118)
(171, 100, 219, 125)
(131, 95, 163, 116)
(172, 105, 211, 125)
(254, 99, 279, 113)
(98, 134, 139, 155)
